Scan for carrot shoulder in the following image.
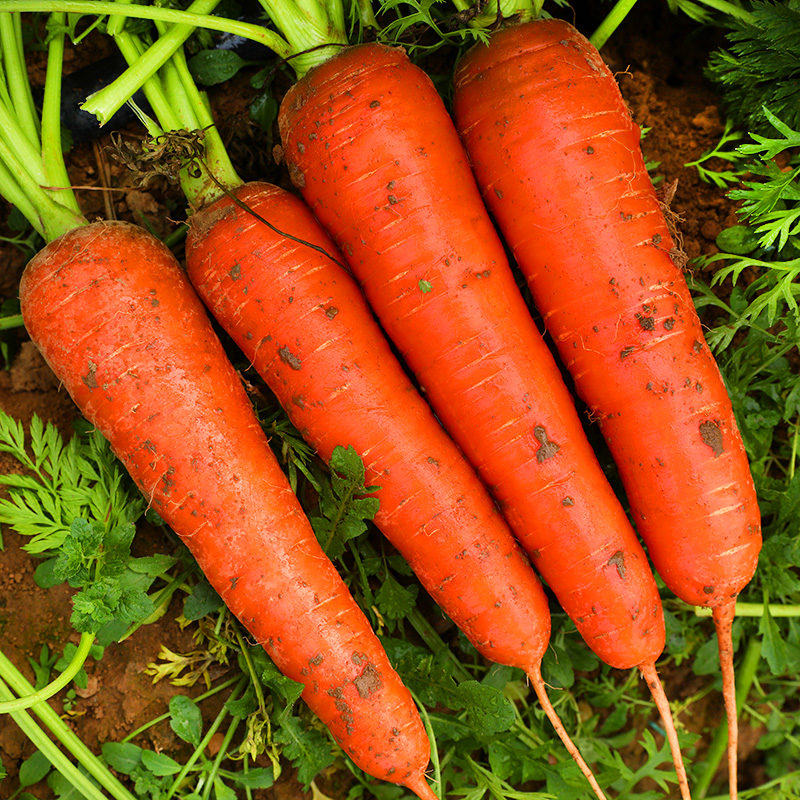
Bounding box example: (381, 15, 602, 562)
(18, 221, 435, 797)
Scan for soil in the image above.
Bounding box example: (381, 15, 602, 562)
(0, 3, 761, 799)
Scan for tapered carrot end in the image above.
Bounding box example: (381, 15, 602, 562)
(527, 664, 609, 800)
(639, 661, 693, 800)
(712, 600, 739, 800)
(404, 773, 440, 800)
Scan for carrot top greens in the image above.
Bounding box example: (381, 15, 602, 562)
(0, 11, 85, 241)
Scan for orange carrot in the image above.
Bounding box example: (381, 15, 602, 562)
(185, 180, 608, 799)
(276, 41, 691, 793)
(18, 221, 437, 799)
(452, 18, 762, 800)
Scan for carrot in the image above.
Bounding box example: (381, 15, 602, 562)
(19, 222, 437, 799)
(451, 17, 762, 800)
(89, 26, 606, 795)
(0, 16, 437, 796)
(274, 36, 697, 796)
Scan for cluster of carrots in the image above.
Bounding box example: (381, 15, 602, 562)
(2, 4, 761, 800)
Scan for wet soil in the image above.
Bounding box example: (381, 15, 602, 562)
(0, 3, 759, 798)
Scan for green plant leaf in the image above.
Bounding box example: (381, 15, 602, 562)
(273, 715, 335, 787)
(101, 742, 144, 775)
(183, 579, 224, 621)
(18, 750, 51, 787)
(169, 694, 203, 746)
(140, 749, 182, 776)
(460, 680, 516, 735)
(189, 49, 252, 85)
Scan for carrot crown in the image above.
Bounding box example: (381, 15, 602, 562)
(0, 11, 87, 242)
(101, 11, 245, 210)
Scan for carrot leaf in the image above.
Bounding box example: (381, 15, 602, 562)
(272, 715, 335, 788)
(310, 444, 380, 560)
(0, 411, 145, 552)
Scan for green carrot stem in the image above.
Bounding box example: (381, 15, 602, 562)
(352, 0, 378, 30)
(0, 313, 24, 330)
(466, 0, 538, 28)
(40, 11, 81, 212)
(695, 638, 761, 798)
(0, 677, 111, 800)
(0, 631, 95, 713)
(106, 0, 132, 37)
(164, 677, 247, 800)
(694, 603, 800, 617)
(0, 12, 39, 148)
(200, 713, 243, 800)
(590, 0, 640, 49)
(164, 42, 242, 206)
(0, 0, 296, 110)
(0, 10, 86, 242)
(0, 150, 41, 227)
(83, 0, 224, 124)
(0, 93, 48, 184)
(110, 22, 242, 209)
(0, 646, 138, 800)
(112, 29, 179, 132)
(0, 130, 85, 241)
(411, 690, 442, 800)
(255, 0, 347, 77)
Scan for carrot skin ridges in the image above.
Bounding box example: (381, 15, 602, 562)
(185, 181, 552, 675)
(18, 221, 433, 791)
(278, 43, 665, 672)
(451, 19, 761, 610)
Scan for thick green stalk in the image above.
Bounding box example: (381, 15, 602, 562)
(255, 0, 348, 76)
(0, 1, 295, 107)
(40, 11, 81, 213)
(590, 0, 640, 49)
(0, 94, 48, 184)
(0, 12, 39, 148)
(0, 149, 41, 227)
(83, 0, 224, 124)
(467, 0, 538, 28)
(109, 24, 242, 209)
(0, 10, 86, 242)
(0, 647, 139, 799)
(0, 129, 85, 241)
(0, 313, 24, 330)
(0, 632, 95, 713)
(694, 602, 800, 617)
(0, 678, 111, 800)
(162, 43, 241, 207)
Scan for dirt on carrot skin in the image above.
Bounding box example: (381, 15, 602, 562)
(0, 5, 767, 797)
